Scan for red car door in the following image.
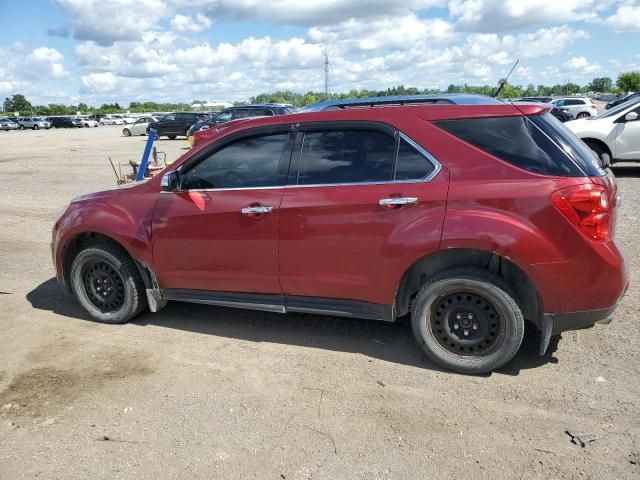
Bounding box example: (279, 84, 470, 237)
(279, 124, 449, 309)
(151, 129, 292, 296)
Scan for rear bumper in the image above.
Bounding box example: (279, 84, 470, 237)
(549, 304, 618, 335)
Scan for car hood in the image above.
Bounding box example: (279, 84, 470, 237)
(70, 182, 150, 204)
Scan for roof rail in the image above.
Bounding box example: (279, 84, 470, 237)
(302, 94, 502, 112)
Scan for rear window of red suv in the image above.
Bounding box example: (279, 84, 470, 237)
(434, 114, 604, 177)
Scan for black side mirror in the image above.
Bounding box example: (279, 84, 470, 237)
(160, 170, 180, 192)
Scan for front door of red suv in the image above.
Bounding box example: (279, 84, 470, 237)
(151, 128, 293, 295)
(278, 123, 449, 309)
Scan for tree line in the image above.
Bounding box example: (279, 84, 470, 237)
(3, 72, 640, 115)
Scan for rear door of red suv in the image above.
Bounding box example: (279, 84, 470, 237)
(278, 121, 449, 315)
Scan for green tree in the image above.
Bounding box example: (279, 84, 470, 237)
(3, 94, 32, 114)
(616, 71, 640, 92)
(588, 77, 613, 92)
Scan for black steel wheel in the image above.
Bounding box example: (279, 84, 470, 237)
(411, 268, 524, 374)
(70, 243, 147, 323)
(81, 260, 126, 313)
(430, 291, 504, 356)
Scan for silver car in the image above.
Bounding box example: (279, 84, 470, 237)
(122, 116, 159, 136)
(19, 117, 51, 130)
(0, 118, 18, 131)
(551, 97, 598, 119)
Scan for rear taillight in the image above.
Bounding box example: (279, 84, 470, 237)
(551, 184, 612, 241)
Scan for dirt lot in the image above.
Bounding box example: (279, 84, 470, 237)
(0, 126, 638, 479)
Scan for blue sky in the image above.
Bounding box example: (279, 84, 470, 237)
(1, 0, 639, 106)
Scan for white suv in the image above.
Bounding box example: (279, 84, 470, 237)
(566, 98, 640, 165)
(552, 97, 598, 119)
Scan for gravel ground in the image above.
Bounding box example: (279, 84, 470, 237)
(0, 126, 638, 479)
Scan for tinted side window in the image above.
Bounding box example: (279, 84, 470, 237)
(298, 130, 395, 185)
(434, 116, 584, 177)
(181, 134, 288, 189)
(163, 114, 176, 121)
(395, 137, 436, 180)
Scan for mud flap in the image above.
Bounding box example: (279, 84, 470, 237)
(540, 314, 554, 355)
(146, 289, 167, 313)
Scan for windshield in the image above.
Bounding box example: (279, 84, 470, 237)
(594, 97, 640, 119)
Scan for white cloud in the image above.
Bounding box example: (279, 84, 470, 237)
(604, 4, 640, 32)
(170, 13, 212, 32)
(449, 0, 613, 32)
(566, 56, 601, 74)
(81, 72, 119, 92)
(54, 0, 168, 45)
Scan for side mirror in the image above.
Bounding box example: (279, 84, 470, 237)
(160, 170, 180, 192)
(624, 111, 639, 122)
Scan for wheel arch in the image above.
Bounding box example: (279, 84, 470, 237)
(581, 137, 612, 157)
(61, 231, 153, 294)
(394, 248, 543, 330)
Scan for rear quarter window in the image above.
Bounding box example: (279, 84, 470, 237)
(434, 115, 597, 177)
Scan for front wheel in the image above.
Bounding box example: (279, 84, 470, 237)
(577, 112, 590, 119)
(411, 268, 524, 374)
(585, 141, 611, 168)
(168, 135, 177, 140)
(123, 128, 131, 137)
(70, 243, 147, 323)
(33, 124, 39, 130)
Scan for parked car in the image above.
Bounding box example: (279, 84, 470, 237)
(551, 97, 598, 119)
(100, 115, 124, 126)
(0, 118, 18, 130)
(122, 116, 159, 136)
(187, 104, 296, 146)
(52, 94, 628, 374)
(48, 117, 77, 128)
(549, 107, 571, 123)
(518, 96, 553, 103)
(76, 117, 99, 128)
(18, 117, 51, 130)
(147, 112, 207, 139)
(566, 97, 640, 166)
(605, 92, 640, 110)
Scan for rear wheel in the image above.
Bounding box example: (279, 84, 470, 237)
(70, 243, 147, 323)
(168, 135, 177, 140)
(19, 124, 25, 130)
(33, 124, 39, 130)
(577, 112, 590, 119)
(123, 128, 131, 137)
(411, 268, 524, 374)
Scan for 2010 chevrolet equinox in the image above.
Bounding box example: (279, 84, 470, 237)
(52, 94, 629, 374)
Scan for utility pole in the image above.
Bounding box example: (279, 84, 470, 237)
(324, 51, 329, 100)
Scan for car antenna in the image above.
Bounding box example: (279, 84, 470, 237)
(492, 59, 519, 98)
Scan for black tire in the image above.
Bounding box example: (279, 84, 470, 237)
(168, 135, 177, 140)
(584, 140, 611, 168)
(123, 128, 131, 137)
(577, 112, 590, 119)
(411, 268, 524, 374)
(33, 124, 39, 130)
(19, 124, 24, 130)
(70, 243, 147, 323)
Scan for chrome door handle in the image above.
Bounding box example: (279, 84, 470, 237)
(379, 197, 418, 208)
(241, 206, 273, 215)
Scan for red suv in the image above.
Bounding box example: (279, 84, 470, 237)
(52, 94, 628, 374)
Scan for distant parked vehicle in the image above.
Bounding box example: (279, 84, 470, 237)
(76, 117, 99, 128)
(121, 116, 137, 125)
(605, 92, 640, 110)
(100, 115, 124, 126)
(147, 112, 207, 139)
(49, 117, 76, 128)
(187, 104, 296, 146)
(0, 118, 18, 131)
(518, 96, 553, 103)
(566, 97, 640, 166)
(549, 107, 571, 123)
(551, 97, 597, 119)
(19, 117, 51, 130)
(122, 116, 159, 136)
